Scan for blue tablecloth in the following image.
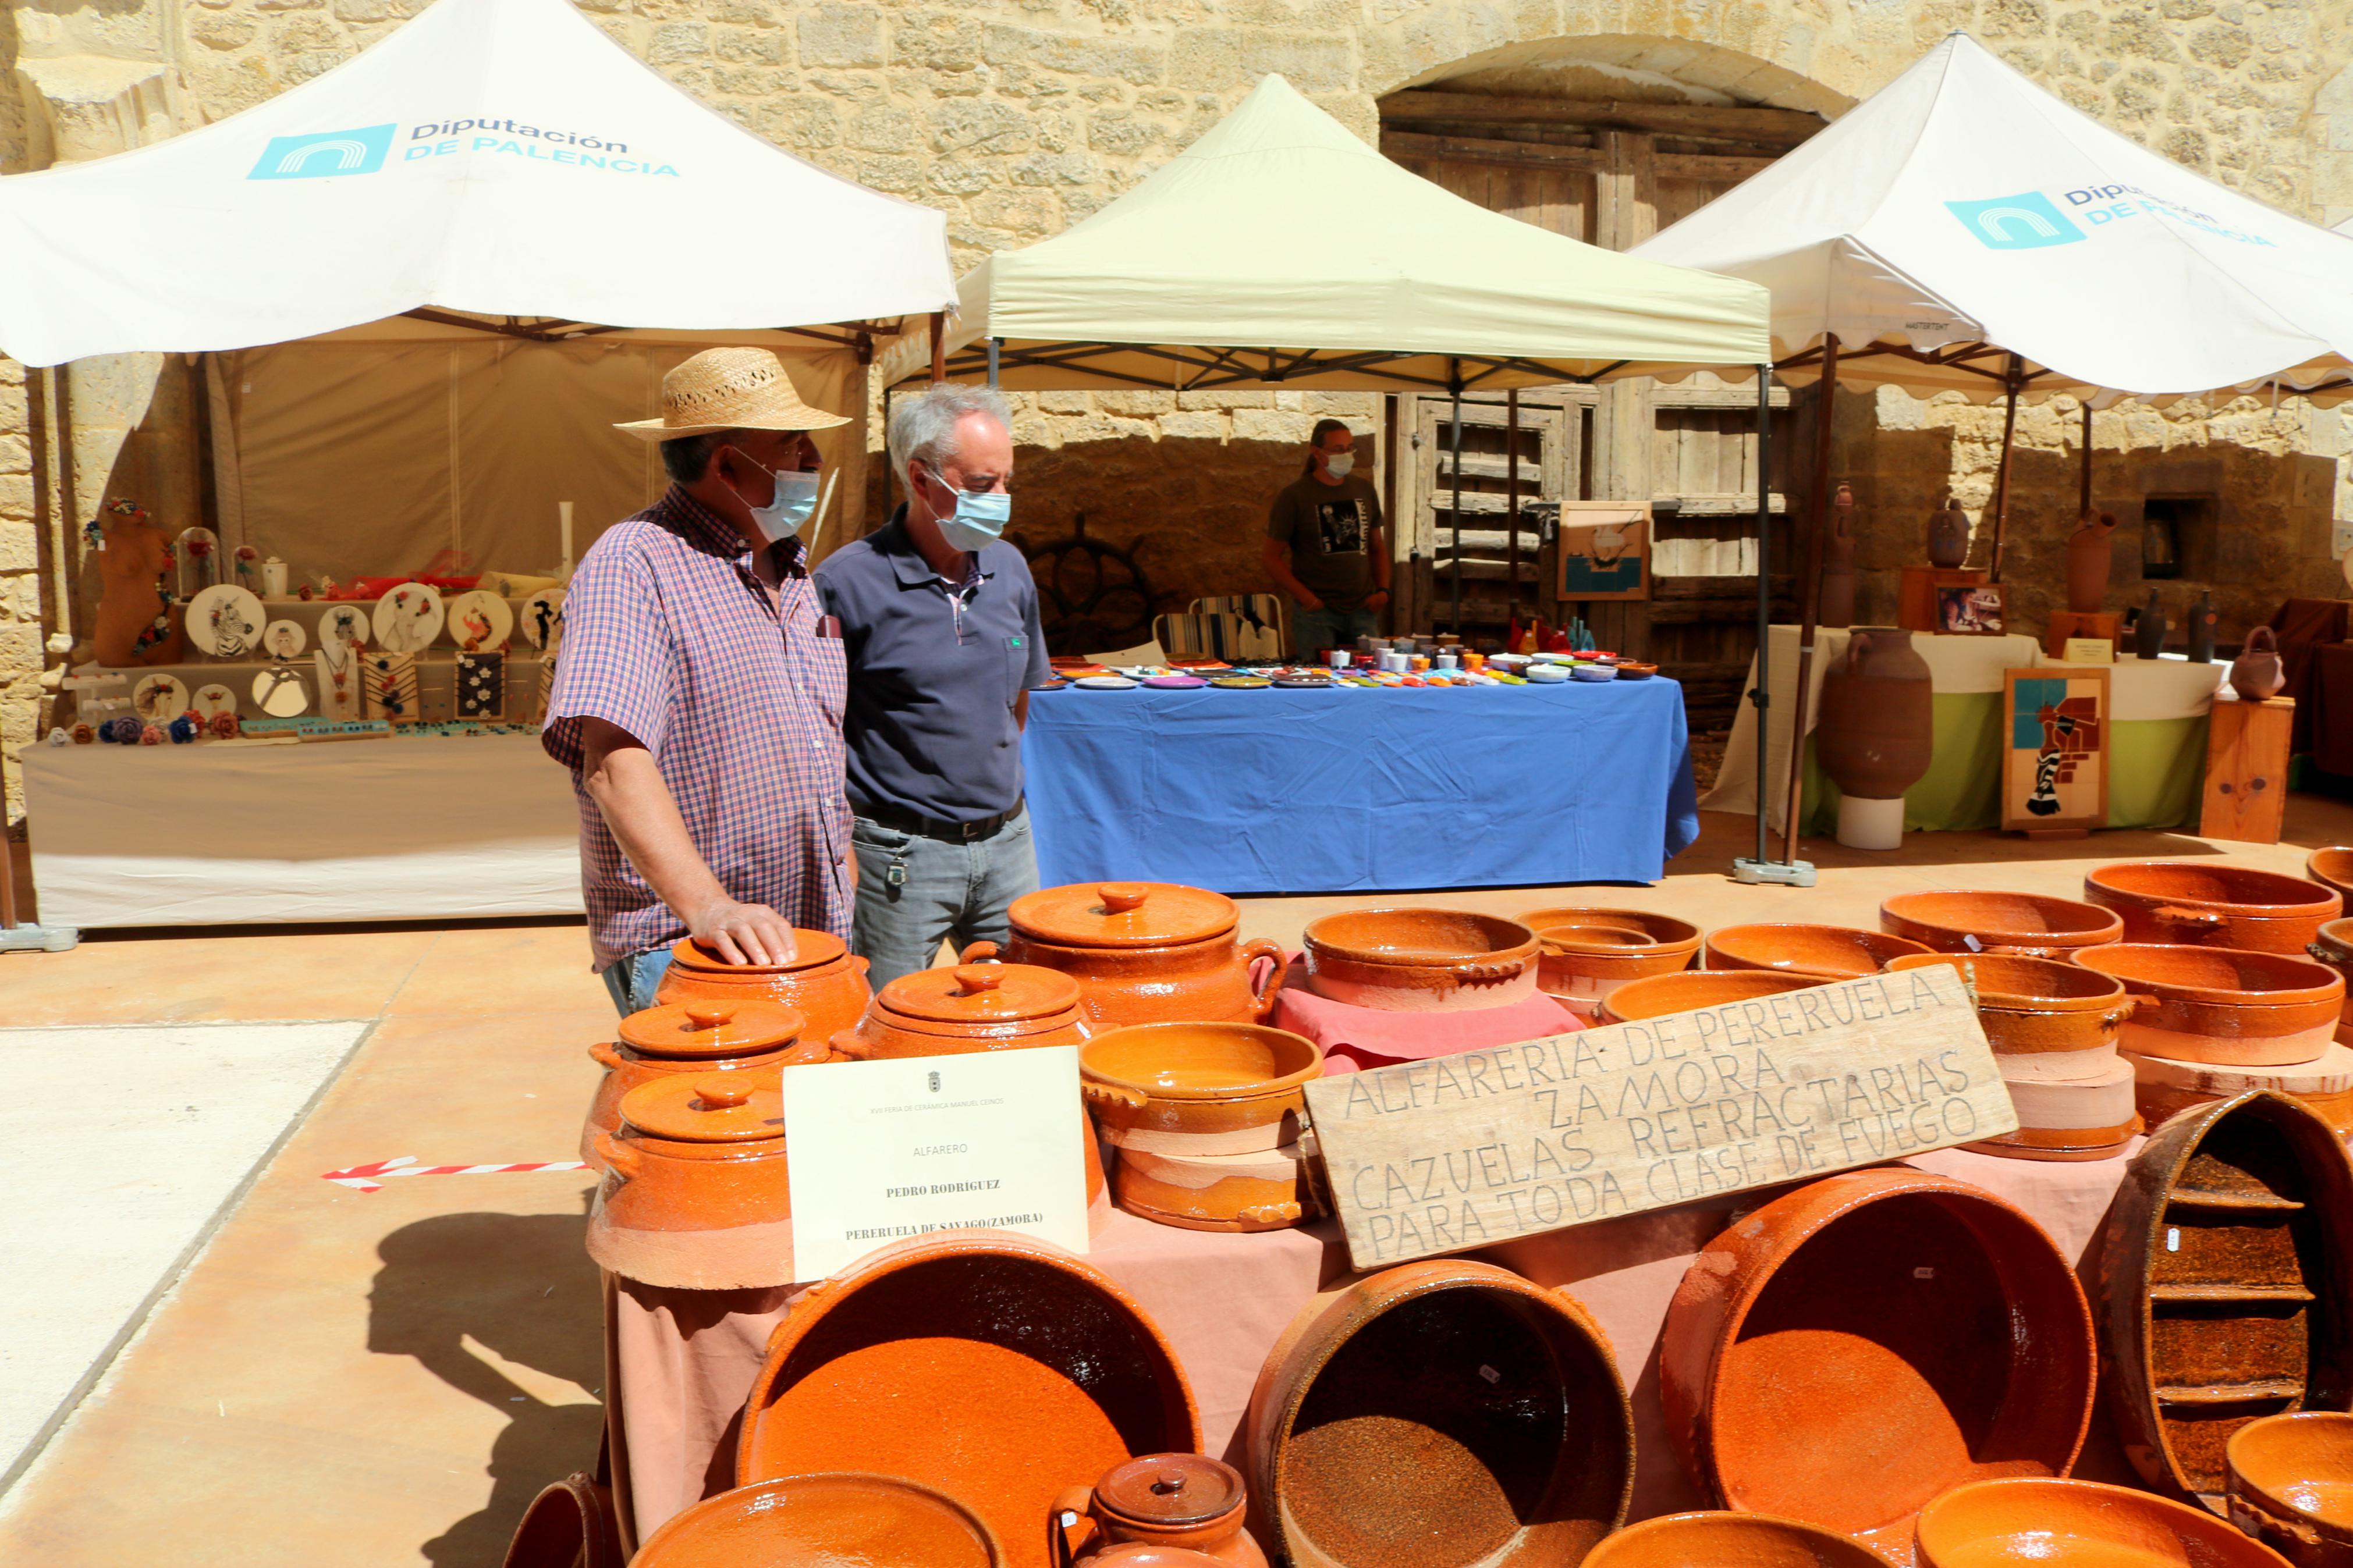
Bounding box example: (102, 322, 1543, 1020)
(1021, 678, 1701, 894)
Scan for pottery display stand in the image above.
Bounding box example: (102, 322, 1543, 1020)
(1897, 567, 1988, 632)
(2045, 611, 2121, 660)
(2200, 695, 2294, 844)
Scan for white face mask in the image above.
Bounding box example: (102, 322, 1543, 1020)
(1324, 451, 1355, 479)
(918, 463, 1013, 554)
(732, 456, 820, 546)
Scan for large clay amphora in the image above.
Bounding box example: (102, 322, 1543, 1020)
(1815, 628, 1935, 803)
(1926, 499, 1971, 568)
(2065, 512, 2117, 613)
(2232, 624, 2286, 700)
(1818, 483, 1858, 628)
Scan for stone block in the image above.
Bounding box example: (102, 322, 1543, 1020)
(0, 523, 33, 571)
(193, 12, 260, 48)
(927, 159, 997, 196)
(1038, 392, 1091, 414)
(1232, 408, 1314, 442)
(1095, 390, 1178, 416)
(648, 22, 709, 63)
(848, 104, 919, 151)
(1009, 150, 1099, 184)
(1180, 390, 1272, 409)
(2187, 22, 2252, 68)
(715, 27, 786, 64)
(859, 155, 926, 194)
(929, 97, 1033, 153)
(1034, 34, 1167, 85)
(0, 434, 27, 474)
(1087, 111, 1167, 154)
(1158, 410, 1227, 440)
(968, 188, 1061, 233)
(712, 65, 792, 97)
(0, 476, 32, 522)
(760, 97, 841, 149)
(1170, 29, 1353, 93)
(893, 10, 984, 73)
(800, 5, 885, 68)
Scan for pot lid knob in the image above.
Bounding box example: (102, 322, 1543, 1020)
(1152, 1470, 1187, 1496)
(696, 1078, 754, 1111)
(684, 1004, 737, 1030)
(953, 965, 1003, 994)
(1098, 884, 1151, 915)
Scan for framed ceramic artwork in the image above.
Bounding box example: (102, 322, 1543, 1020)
(1555, 502, 1651, 603)
(457, 651, 505, 719)
(372, 582, 446, 653)
(261, 618, 308, 660)
(250, 664, 311, 718)
(2001, 666, 2110, 835)
(444, 589, 514, 653)
(185, 583, 266, 657)
(520, 588, 566, 652)
(191, 682, 239, 720)
(314, 639, 363, 720)
(1936, 584, 2006, 635)
(365, 650, 421, 723)
(132, 672, 190, 723)
(320, 603, 371, 650)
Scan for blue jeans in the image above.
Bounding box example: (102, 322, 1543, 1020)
(849, 810, 1040, 990)
(601, 945, 676, 1016)
(1291, 603, 1379, 657)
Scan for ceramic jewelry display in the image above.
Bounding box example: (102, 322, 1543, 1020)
(185, 584, 267, 658)
(372, 583, 446, 653)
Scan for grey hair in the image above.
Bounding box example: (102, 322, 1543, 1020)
(888, 383, 1012, 489)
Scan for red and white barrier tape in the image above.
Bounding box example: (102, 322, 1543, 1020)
(322, 1155, 590, 1193)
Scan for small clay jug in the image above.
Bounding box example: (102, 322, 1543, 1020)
(2064, 512, 2117, 613)
(1052, 1455, 1267, 1568)
(1817, 483, 1858, 628)
(1926, 498, 1970, 568)
(2187, 589, 2217, 664)
(2133, 590, 2168, 659)
(1813, 627, 1935, 802)
(2232, 624, 2286, 700)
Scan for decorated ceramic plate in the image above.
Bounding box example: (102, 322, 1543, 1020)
(260, 618, 308, 660)
(1074, 675, 1137, 690)
(1527, 664, 1571, 683)
(445, 589, 515, 652)
(185, 584, 266, 657)
(372, 582, 446, 653)
(1211, 676, 1270, 689)
(132, 673, 189, 723)
(519, 588, 566, 651)
(1031, 678, 1071, 692)
(1273, 675, 1335, 689)
(250, 664, 311, 717)
(190, 682, 238, 720)
(1142, 674, 1205, 689)
(319, 603, 371, 650)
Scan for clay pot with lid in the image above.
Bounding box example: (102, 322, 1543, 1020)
(1597, 968, 1837, 1024)
(634, 1473, 1003, 1568)
(966, 883, 1285, 1031)
(1300, 908, 1538, 1012)
(583, 1000, 823, 1167)
(1885, 952, 2134, 1082)
(587, 1073, 795, 1290)
(656, 929, 872, 1046)
(1053, 1453, 1266, 1568)
(2084, 863, 2343, 955)
(1659, 1168, 2095, 1560)
(1705, 922, 1931, 976)
(1915, 1477, 2290, 1568)
(1879, 890, 2124, 959)
(836, 963, 1092, 1059)
(2071, 944, 2345, 1067)
(1584, 1511, 1897, 1568)
(1518, 905, 1702, 1021)
(2228, 1413, 2353, 1566)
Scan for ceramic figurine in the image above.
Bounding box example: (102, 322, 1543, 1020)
(1818, 483, 1857, 628)
(2134, 590, 2169, 659)
(2187, 590, 2218, 664)
(2231, 624, 2286, 700)
(1928, 498, 1971, 568)
(2067, 512, 2118, 613)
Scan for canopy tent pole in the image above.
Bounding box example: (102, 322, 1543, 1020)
(987, 337, 1000, 388)
(928, 312, 946, 383)
(1988, 354, 2024, 581)
(2078, 397, 2093, 520)
(1449, 358, 1463, 637)
(882, 383, 895, 520)
(1506, 388, 1521, 631)
(1779, 332, 1839, 865)
(1734, 363, 1809, 885)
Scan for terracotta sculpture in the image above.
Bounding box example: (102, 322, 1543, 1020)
(1813, 627, 1935, 849)
(2066, 512, 2118, 613)
(1927, 497, 1971, 568)
(2233, 624, 2287, 700)
(90, 500, 184, 667)
(1818, 482, 1857, 628)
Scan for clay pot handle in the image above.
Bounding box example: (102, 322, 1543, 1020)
(683, 1005, 737, 1030)
(1238, 1200, 1304, 1224)
(695, 1077, 754, 1110)
(1049, 1486, 1099, 1568)
(1846, 630, 1872, 673)
(959, 940, 1002, 964)
(593, 1132, 640, 1181)
(2311, 940, 2352, 966)
(1241, 938, 1287, 1022)
(1097, 883, 1151, 915)
(1457, 959, 1527, 983)
(1081, 1082, 1148, 1111)
(953, 965, 1004, 994)
(587, 1040, 625, 1071)
(829, 1029, 871, 1061)
(2247, 625, 2279, 654)
(2150, 904, 2226, 929)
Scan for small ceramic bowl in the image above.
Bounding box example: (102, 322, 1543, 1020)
(2311, 848, 2353, 906)
(2228, 1411, 2353, 1565)
(1705, 923, 1932, 976)
(2072, 944, 2345, 1067)
(1915, 1476, 2291, 1568)
(1880, 890, 2125, 958)
(1584, 1510, 1896, 1568)
(1598, 968, 1839, 1023)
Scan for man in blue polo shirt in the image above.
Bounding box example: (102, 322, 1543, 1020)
(815, 383, 1053, 987)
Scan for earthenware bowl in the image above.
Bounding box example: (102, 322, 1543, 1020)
(1879, 890, 2125, 959)
(1915, 1476, 2291, 1568)
(1080, 1023, 1321, 1156)
(1596, 968, 1839, 1023)
(1109, 1141, 1321, 1233)
(1884, 952, 2134, 1082)
(1968, 1059, 2141, 1162)
(1053, 1453, 1268, 1568)
(2072, 945, 2345, 1066)
(1582, 1511, 1897, 1568)
(582, 1000, 822, 1167)
(2085, 863, 2343, 955)
(1518, 906, 1702, 1020)
(1299, 908, 1539, 1012)
(588, 1074, 795, 1290)
(1705, 922, 1932, 976)
(2127, 1043, 2353, 1139)
(1659, 1168, 2095, 1560)
(964, 882, 1286, 1031)
(834, 963, 1092, 1059)
(657, 930, 873, 1046)
(2311, 849, 2353, 907)
(635, 1473, 1003, 1568)
(2307, 918, 2353, 1041)
(1245, 1259, 1632, 1568)
(2229, 1412, 2353, 1566)
(500, 1471, 623, 1568)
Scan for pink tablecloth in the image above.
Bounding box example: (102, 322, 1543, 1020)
(607, 1140, 2146, 1545)
(1262, 952, 1584, 1074)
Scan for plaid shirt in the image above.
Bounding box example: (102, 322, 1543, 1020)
(543, 486, 849, 971)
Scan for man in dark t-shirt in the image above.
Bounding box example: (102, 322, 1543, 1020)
(1264, 417, 1389, 655)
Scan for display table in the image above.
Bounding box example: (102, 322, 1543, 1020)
(1702, 628, 2223, 834)
(19, 733, 581, 929)
(1022, 679, 1701, 894)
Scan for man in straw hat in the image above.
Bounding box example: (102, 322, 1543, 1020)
(544, 346, 855, 1012)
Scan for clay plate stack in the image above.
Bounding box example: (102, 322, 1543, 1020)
(1517, 906, 1701, 1022)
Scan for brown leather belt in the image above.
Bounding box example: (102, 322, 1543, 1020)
(853, 796, 1025, 842)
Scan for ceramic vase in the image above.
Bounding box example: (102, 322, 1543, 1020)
(2232, 624, 2286, 700)
(1817, 483, 1857, 628)
(2065, 513, 2118, 613)
(1926, 499, 1971, 568)
(2187, 590, 2217, 664)
(1813, 627, 1934, 849)
(2133, 590, 2168, 659)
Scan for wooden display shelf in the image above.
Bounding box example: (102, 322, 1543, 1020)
(2199, 695, 2294, 844)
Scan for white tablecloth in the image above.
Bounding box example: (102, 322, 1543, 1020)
(20, 734, 583, 929)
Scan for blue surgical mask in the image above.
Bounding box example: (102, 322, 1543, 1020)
(921, 464, 1012, 554)
(736, 461, 819, 546)
(1325, 452, 1355, 479)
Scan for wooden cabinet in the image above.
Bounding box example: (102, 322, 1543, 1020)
(2200, 695, 2295, 844)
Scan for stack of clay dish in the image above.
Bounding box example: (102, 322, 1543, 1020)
(2228, 1413, 2353, 1565)
(1053, 1453, 1268, 1568)
(2073, 945, 2346, 1068)
(582, 1000, 822, 1167)
(2311, 848, 2353, 907)
(1080, 1023, 1323, 1232)
(1298, 908, 1539, 1011)
(1914, 1477, 2291, 1568)
(1659, 1168, 2095, 1560)
(965, 883, 1286, 1031)
(1245, 1259, 1632, 1568)
(1886, 952, 2139, 1161)
(739, 1232, 1199, 1568)
(2097, 1091, 2353, 1513)
(1582, 1512, 1897, 1568)
(500, 1473, 622, 1568)
(1703, 922, 1932, 975)
(2308, 918, 2353, 1047)
(1596, 968, 1837, 1023)
(1517, 905, 1702, 1022)
(2084, 863, 2344, 955)
(835, 963, 1092, 1059)
(587, 1073, 794, 1290)
(2128, 1046, 2353, 1139)
(656, 929, 874, 1044)
(634, 1474, 1002, 1568)
(1879, 889, 2125, 959)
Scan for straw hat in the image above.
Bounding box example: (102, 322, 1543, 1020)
(615, 347, 850, 440)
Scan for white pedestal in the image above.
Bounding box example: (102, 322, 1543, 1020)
(1836, 794, 1906, 850)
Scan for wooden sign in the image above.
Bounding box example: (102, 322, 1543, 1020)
(1303, 966, 2013, 1271)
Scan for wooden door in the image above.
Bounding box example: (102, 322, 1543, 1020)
(1396, 392, 1584, 638)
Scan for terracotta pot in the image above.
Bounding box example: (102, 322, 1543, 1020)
(587, 1073, 795, 1290)
(1080, 1023, 1321, 1156)
(966, 883, 1286, 1032)
(739, 1232, 1201, 1568)
(836, 963, 1093, 1059)
(1915, 1477, 2291, 1568)
(1658, 1168, 2094, 1559)
(1518, 906, 1701, 1021)
(501, 1473, 623, 1568)
(2235, 625, 2289, 701)
(1926, 499, 1970, 570)
(1879, 890, 2125, 959)
(2096, 1090, 2353, 1511)
(1884, 952, 2134, 1082)
(1814, 628, 1934, 804)
(1298, 908, 1539, 1012)
(656, 930, 873, 1047)
(1088, 1551, 1230, 1568)
(636, 1473, 1003, 1568)
(2229, 1413, 2353, 1567)
(582, 1000, 821, 1167)
(2309, 850, 2353, 908)
(2311, 919, 2353, 1036)
(1968, 1059, 2141, 1161)
(2127, 1043, 2353, 1141)
(2065, 512, 2118, 614)
(2085, 862, 2344, 955)
(1583, 1511, 1897, 1568)
(1052, 1453, 1267, 1568)
(2071, 945, 2345, 1068)
(1597, 968, 1839, 1023)
(1110, 1142, 1321, 1233)
(1705, 922, 1932, 976)
(1245, 1260, 1632, 1568)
